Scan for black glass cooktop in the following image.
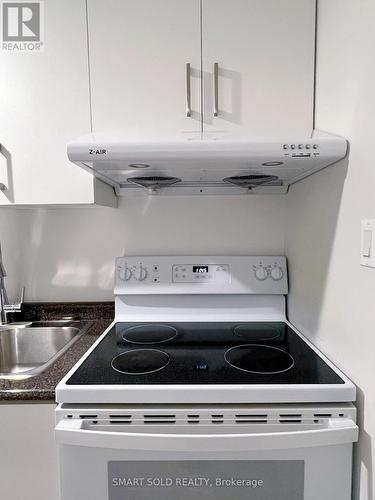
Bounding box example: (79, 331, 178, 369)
(67, 322, 345, 385)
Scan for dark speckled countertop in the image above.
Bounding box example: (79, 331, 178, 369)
(0, 302, 114, 401)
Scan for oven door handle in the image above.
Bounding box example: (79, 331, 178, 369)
(55, 418, 358, 451)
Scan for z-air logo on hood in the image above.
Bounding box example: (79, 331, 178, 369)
(89, 148, 107, 155)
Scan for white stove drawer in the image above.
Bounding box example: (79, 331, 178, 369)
(56, 418, 357, 500)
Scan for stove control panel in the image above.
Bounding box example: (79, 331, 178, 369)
(115, 256, 288, 295)
(172, 264, 230, 283)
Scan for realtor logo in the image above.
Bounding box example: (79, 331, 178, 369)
(1, 1, 44, 51)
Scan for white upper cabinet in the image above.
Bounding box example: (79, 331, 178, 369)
(0, 0, 115, 206)
(87, 0, 202, 138)
(88, 0, 315, 141)
(201, 0, 316, 138)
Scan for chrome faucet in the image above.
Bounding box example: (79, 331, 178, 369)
(0, 242, 24, 325)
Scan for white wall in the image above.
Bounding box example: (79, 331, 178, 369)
(285, 1, 375, 499)
(1, 195, 285, 302)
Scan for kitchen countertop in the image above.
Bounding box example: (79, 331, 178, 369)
(0, 302, 114, 401)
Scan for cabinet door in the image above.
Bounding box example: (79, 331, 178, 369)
(0, 403, 60, 500)
(88, 0, 201, 138)
(202, 0, 315, 138)
(0, 0, 113, 205)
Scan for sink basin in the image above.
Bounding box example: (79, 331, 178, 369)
(0, 324, 87, 379)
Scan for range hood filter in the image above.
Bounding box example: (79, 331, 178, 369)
(127, 176, 181, 190)
(223, 174, 279, 188)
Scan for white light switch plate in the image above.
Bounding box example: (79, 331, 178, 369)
(361, 219, 375, 268)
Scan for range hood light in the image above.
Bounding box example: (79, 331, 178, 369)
(262, 161, 284, 166)
(128, 163, 151, 169)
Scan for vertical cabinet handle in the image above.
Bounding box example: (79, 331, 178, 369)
(0, 145, 8, 191)
(186, 63, 191, 117)
(214, 62, 219, 117)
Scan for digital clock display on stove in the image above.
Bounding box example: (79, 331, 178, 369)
(193, 265, 209, 273)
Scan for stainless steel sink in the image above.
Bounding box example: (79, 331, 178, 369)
(0, 322, 90, 379)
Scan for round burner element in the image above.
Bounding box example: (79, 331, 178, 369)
(111, 349, 170, 375)
(122, 324, 178, 344)
(234, 324, 282, 342)
(224, 344, 294, 374)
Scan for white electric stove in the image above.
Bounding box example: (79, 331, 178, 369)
(55, 255, 358, 500)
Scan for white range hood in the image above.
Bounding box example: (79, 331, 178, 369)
(67, 131, 348, 195)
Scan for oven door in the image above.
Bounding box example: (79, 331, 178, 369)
(56, 416, 357, 500)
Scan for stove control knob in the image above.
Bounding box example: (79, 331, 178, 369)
(134, 266, 148, 281)
(270, 266, 284, 281)
(254, 266, 269, 281)
(119, 267, 132, 281)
